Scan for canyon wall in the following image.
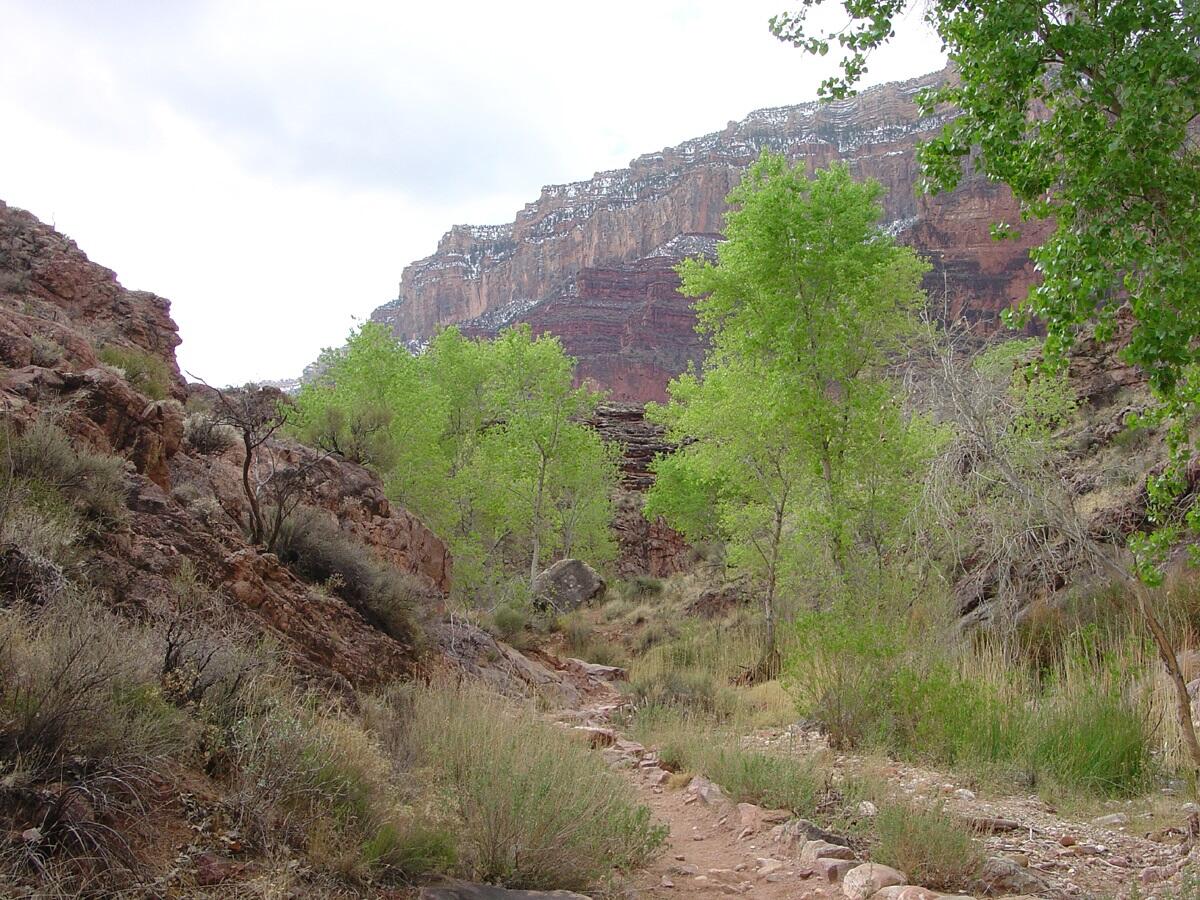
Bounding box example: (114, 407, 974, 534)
(372, 68, 1046, 402)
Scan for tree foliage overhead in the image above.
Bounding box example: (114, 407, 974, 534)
(293, 323, 618, 604)
(771, 0, 1200, 564)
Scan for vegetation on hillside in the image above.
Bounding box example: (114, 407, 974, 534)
(292, 323, 618, 606)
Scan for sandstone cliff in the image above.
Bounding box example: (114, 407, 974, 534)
(373, 68, 1047, 402)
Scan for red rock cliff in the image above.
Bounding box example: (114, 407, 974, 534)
(372, 68, 1045, 401)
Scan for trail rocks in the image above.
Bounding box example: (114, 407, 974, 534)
(800, 839, 855, 863)
(976, 856, 1050, 896)
(532, 558, 605, 612)
(842, 863, 907, 900)
(418, 883, 590, 899)
(687, 775, 727, 808)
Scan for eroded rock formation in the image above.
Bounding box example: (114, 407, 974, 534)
(0, 200, 449, 686)
(373, 68, 1047, 402)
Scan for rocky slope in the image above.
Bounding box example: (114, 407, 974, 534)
(373, 68, 1047, 402)
(0, 199, 448, 685)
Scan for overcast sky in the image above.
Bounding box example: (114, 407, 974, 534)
(0, 1, 944, 385)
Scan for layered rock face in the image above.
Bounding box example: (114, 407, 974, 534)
(373, 68, 1045, 401)
(589, 402, 691, 578)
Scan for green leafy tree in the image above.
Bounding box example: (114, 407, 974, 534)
(771, 0, 1200, 772)
(483, 326, 616, 588)
(293, 323, 617, 605)
(648, 155, 932, 672)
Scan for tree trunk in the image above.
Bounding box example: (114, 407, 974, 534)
(1135, 580, 1200, 774)
(752, 499, 786, 682)
(242, 435, 264, 545)
(529, 454, 548, 590)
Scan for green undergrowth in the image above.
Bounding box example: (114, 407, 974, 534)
(97, 344, 174, 400)
(784, 599, 1161, 797)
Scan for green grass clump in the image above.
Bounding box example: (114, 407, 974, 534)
(98, 344, 173, 400)
(491, 604, 528, 643)
(871, 800, 982, 890)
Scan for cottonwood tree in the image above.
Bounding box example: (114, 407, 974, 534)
(483, 326, 615, 589)
(648, 155, 933, 673)
(771, 0, 1200, 771)
(292, 323, 617, 605)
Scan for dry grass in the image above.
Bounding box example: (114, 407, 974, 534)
(406, 680, 665, 890)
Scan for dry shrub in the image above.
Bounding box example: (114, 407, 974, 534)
(227, 682, 454, 882)
(2, 417, 128, 523)
(0, 595, 192, 768)
(872, 800, 983, 890)
(182, 411, 237, 454)
(407, 680, 665, 890)
(274, 505, 421, 645)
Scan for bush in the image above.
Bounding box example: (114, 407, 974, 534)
(30, 334, 62, 367)
(872, 800, 982, 890)
(97, 345, 173, 400)
(629, 669, 736, 718)
(491, 604, 528, 643)
(407, 681, 665, 890)
(3, 418, 128, 523)
(274, 505, 421, 646)
(183, 412, 238, 454)
(228, 689, 409, 876)
(0, 594, 193, 769)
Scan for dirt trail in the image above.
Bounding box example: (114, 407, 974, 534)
(548, 660, 1200, 900)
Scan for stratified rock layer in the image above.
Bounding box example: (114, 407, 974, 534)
(373, 68, 1046, 401)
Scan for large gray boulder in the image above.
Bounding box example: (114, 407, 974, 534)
(532, 558, 605, 612)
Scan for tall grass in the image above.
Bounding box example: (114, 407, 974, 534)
(406, 681, 665, 890)
(783, 600, 1160, 796)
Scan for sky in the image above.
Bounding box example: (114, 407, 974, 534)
(0, 1, 945, 385)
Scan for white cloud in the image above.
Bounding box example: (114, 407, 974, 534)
(0, 0, 944, 384)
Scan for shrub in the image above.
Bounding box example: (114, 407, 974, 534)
(0, 594, 193, 769)
(228, 690, 404, 875)
(629, 669, 736, 718)
(97, 345, 173, 400)
(29, 334, 62, 367)
(491, 604, 528, 643)
(3, 418, 128, 522)
(407, 681, 665, 890)
(0, 269, 31, 294)
(558, 611, 593, 653)
(274, 505, 421, 645)
(183, 412, 238, 454)
(872, 800, 982, 890)
(633, 574, 664, 595)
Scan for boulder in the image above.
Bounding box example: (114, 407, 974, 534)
(814, 858, 857, 882)
(801, 839, 855, 863)
(976, 856, 1049, 896)
(532, 558, 605, 612)
(843, 863, 907, 900)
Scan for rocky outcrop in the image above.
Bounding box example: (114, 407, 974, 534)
(0, 201, 450, 686)
(0, 200, 184, 397)
(373, 68, 1045, 402)
(589, 402, 691, 578)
